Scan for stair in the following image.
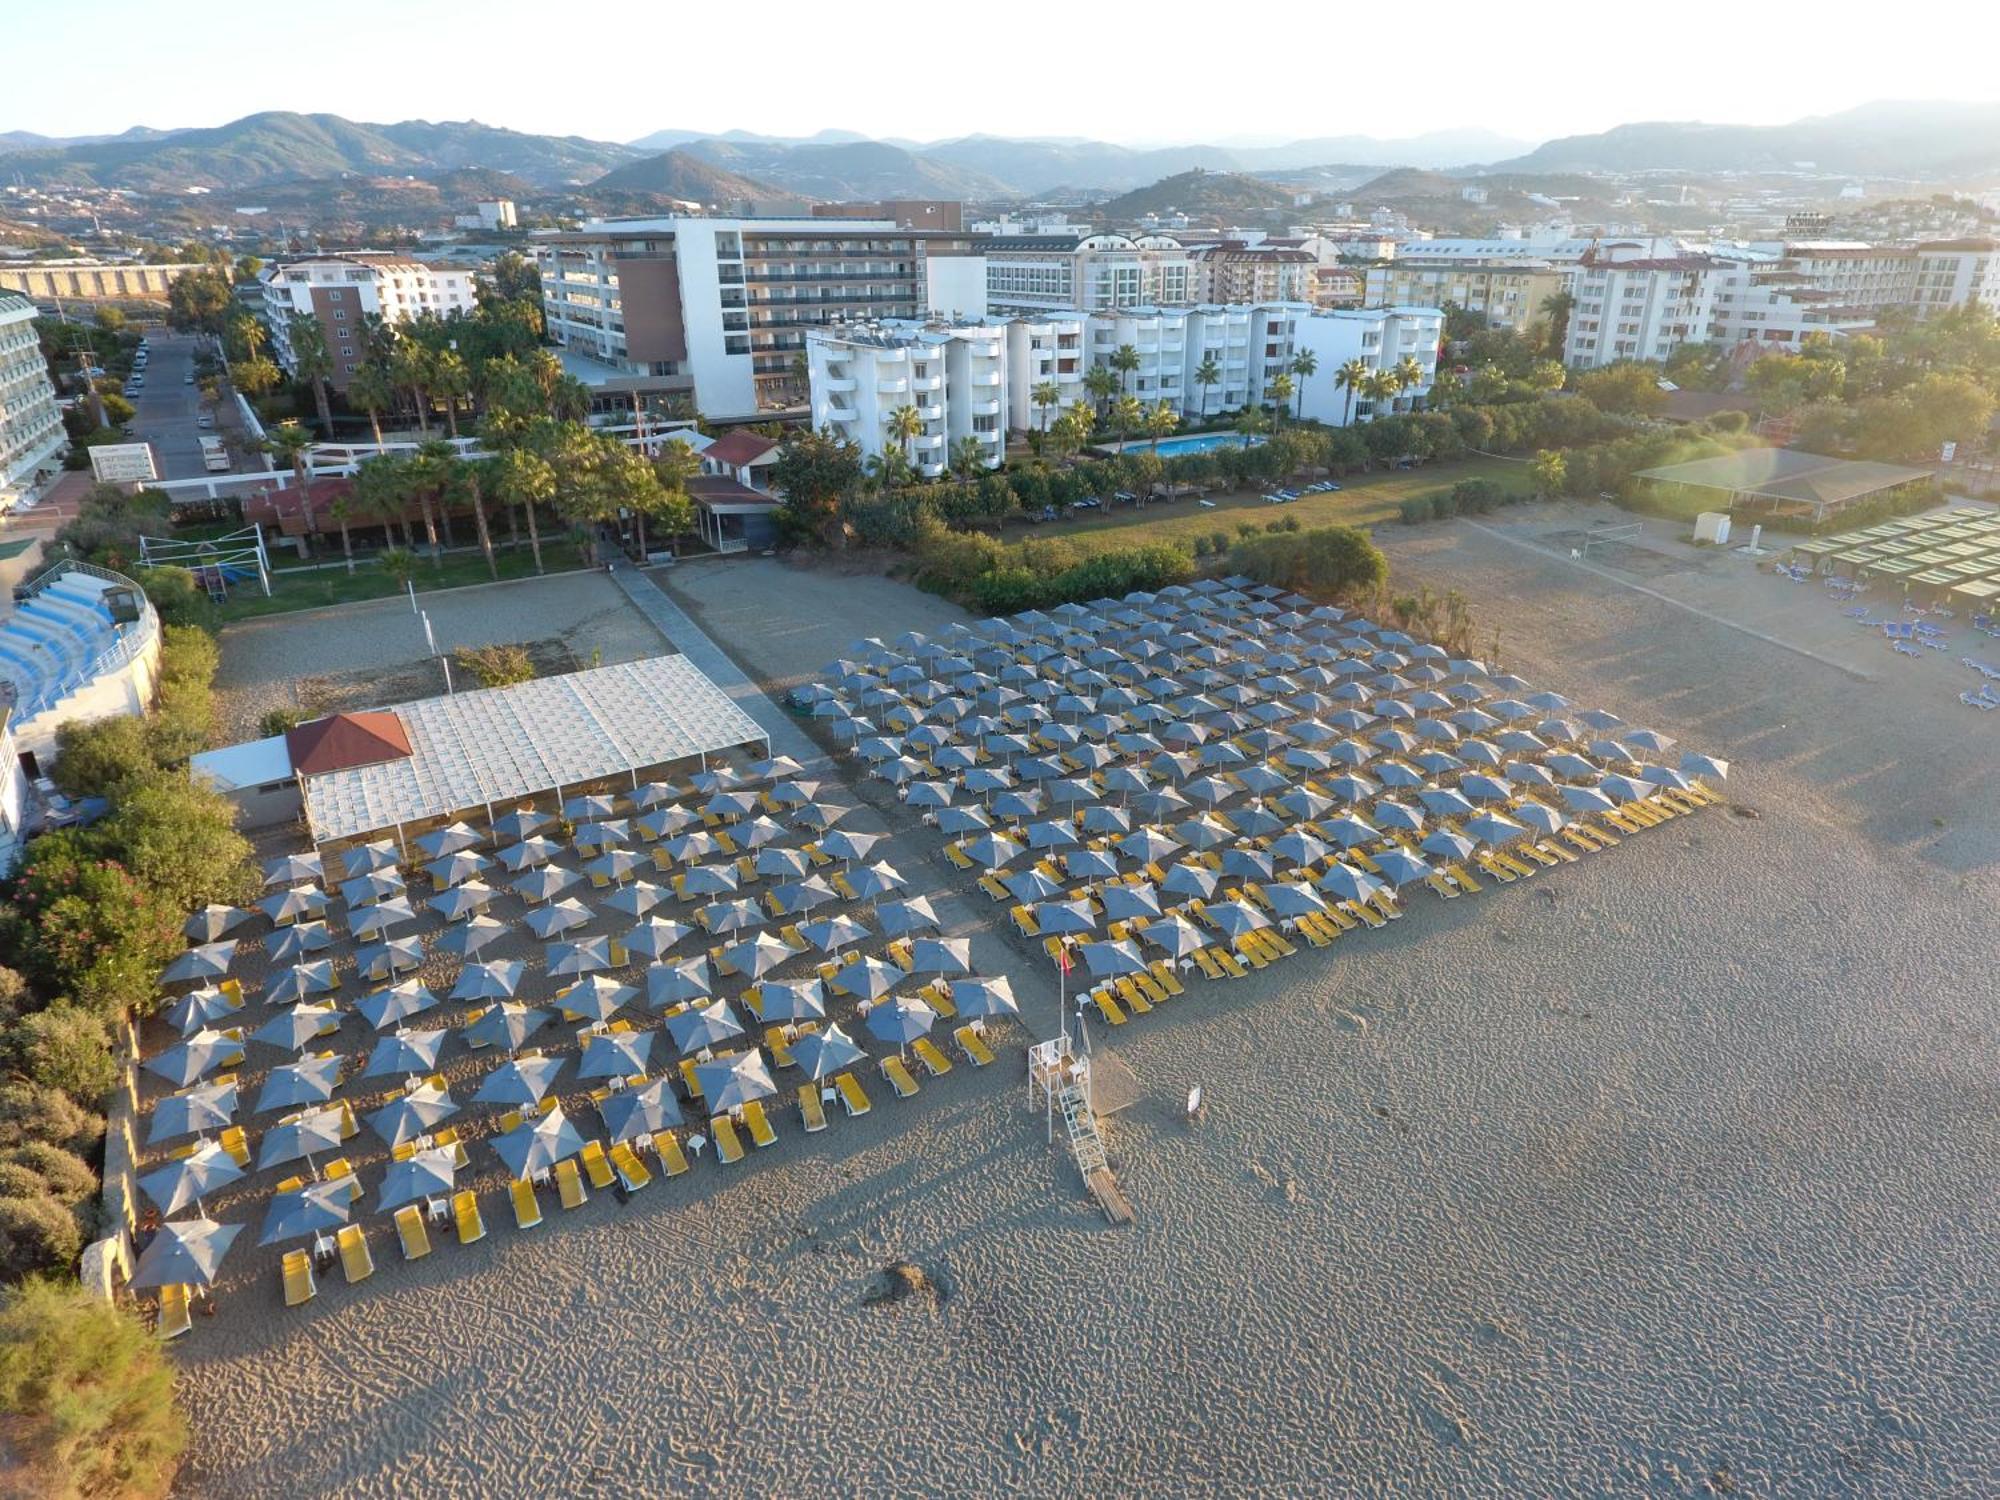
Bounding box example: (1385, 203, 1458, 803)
(1058, 1081, 1106, 1175)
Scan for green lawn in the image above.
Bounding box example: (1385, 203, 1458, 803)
(208, 540, 588, 622)
(1030, 456, 1530, 557)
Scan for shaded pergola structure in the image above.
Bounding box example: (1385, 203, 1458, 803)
(1635, 447, 1935, 526)
(1784, 503, 2000, 609)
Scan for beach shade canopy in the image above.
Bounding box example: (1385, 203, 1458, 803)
(819, 829, 884, 864)
(680, 862, 742, 898)
(547, 936, 615, 978)
(161, 940, 237, 986)
(572, 820, 632, 852)
(721, 931, 793, 980)
(497, 836, 564, 871)
(907, 937, 972, 976)
(1420, 830, 1477, 863)
(425, 850, 490, 888)
(801, 914, 871, 952)
(452, 968, 532, 1004)
(257, 885, 328, 924)
(864, 994, 937, 1048)
(342, 838, 403, 875)
(138, 1139, 244, 1216)
(1680, 752, 1730, 780)
(757, 978, 827, 1023)
(490, 809, 549, 841)
(362, 1028, 448, 1079)
(512, 865, 581, 904)
(1463, 811, 1529, 846)
(934, 807, 990, 837)
(951, 975, 1020, 1019)
(264, 852, 324, 888)
(961, 832, 1023, 869)
(143, 1028, 240, 1088)
(368, 1083, 459, 1147)
(1033, 898, 1097, 936)
(769, 876, 835, 915)
(790, 1023, 866, 1081)
(435, 916, 507, 959)
(147, 1080, 239, 1144)
(696, 1051, 778, 1114)
(354, 935, 425, 977)
(1159, 861, 1219, 900)
(1263, 882, 1328, 919)
(667, 999, 745, 1054)
(254, 1054, 343, 1114)
(1099, 885, 1161, 923)
(520, 899, 590, 942)
(1077, 939, 1149, 978)
(600, 1078, 684, 1142)
(847, 861, 908, 901)
(579, 1028, 656, 1080)
(163, 986, 238, 1037)
(1269, 831, 1331, 868)
(250, 1001, 341, 1053)
(257, 1179, 353, 1246)
(1119, 828, 1182, 864)
(130, 1217, 242, 1290)
(1203, 900, 1271, 938)
(564, 793, 621, 822)
(375, 1146, 458, 1213)
(647, 957, 712, 1009)
(464, 1002, 550, 1054)
(558, 973, 638, 1022)
(1317, 862, 1387, 905)
(256, 1107, 345, 1171)
(472, 1052, 566, 1107)
(340, 869, 406, 907)
(1371, 847, 1435, 887)
(1065, 848, 1121, 882)
(874, 896, 941, 937)
(429, 883, 496, 921)
(1138, 914, 1208, 959)
(829, 954, 900, 1001)
(701, 898, 765, 935)
(348, 898, 417, 939)
(494, 1107, 588, 1180)
(664, 830, 724, 864)
(600, 879, 667, 919)
(185, 904, 254, 942)
(755, 846, 813, 880)
(415, 821, 483, 858)
(1560, 784, 1618, 814)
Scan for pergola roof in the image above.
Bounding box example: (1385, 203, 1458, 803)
(301, 655, 767, 845)
(1635, 448, 1933, 513)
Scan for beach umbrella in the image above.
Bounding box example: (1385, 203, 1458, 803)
(848, 861, 908, 901)
(376, 1147, 459, 1214)
(952, 975, 1020, 1021)
(623, 916, 693, 960)
(1221, 847, 1276, 881)
(256, 1107, 345, 1171)
(1599, 774, 1657, 804)
(800, 914, 871, 952)
(143, 1029, 239, 1088)
(491, 809, 549, 841)
(791, 801, 851, 832)
(573, 820, 632, 852)
(163, 986, 238, 1037)
(723, 931, 794, 980)
(555, 973, 637, 1023)
(351, 979, 436, 1031)
(464, 1002, 550, 1054)
(1680, 752, 1730, 781)
(428, 882, 496, 921)
(637, 805, 701, 841)
(600, 1079, 684, 1142)
(1318, 861, 1386, 904)
(632, 781, 686, 810)
(1077, 939, 1148, 979)
(1638, 764, 1693, 791)
(679, 862, 741, 898)
(434, 915, 507, 958)
(1559, 784, 1618, 815)
(579, 1028, 656, 1081)
(936, 805, 992, 837)
(1176, 815, 1234, 850)
(424, 850, 490, 888)
(147, 1080, 239, 1144)
(1503, 760, 1557, 790)
(1004, 867, 1063, 904)
(564, 794, 621, 822)
(864, 994, 936, 1050)
(1065, 848, 1121, 883)
(1463, 811, 1528, 846)
(161, 940, 237, 987)
(647, 957, 712, 1008)
(1202, 900, 1270, 938)
(1269, 830, 1330, 868)
(130, 1218, 242, 1290)
(1460, 773, 1516, 804)
(1159, 862, 1218, 900)
(547, 936, 614, 978)
(600, 880, 666, 919)
(1119, 827, 1181, 864)
(734, 815, 790, 850)
(493, 1108, 587, 1179)
(497, 836, 564, 870)
(755, 846, 813, 880)
(362, 1028, 448, 1079)
(1099, 885, 1161, 923)
(1545, 752, 1602, 782)
(267, 922, 333, 967)
(1263, 882, 1328, 919)
(961, 832, 1023, 869)
(1034, 898, 1098, 936)
(1138, 915, 1207, 960)
(1418, 787, 1476, 819)
(819, 829, 883, 864)
(990, 789, 1043, 821)
(1371, 848, 1434, 887)
(1421, 830, 1478, 863)
(258, 885, 328, 924)
(907, 937, 972, 976)
(875, 896, 941, 937)
(1079, 805, 1131, 837)
(415, 822, 482, 859)
(138, 1139, 244, 1216)
(1579, 708, 1626, 731)
(263, 852, 323, 887)
(340, 870, 406, 907)
(368, 1084, 459, 1148)
(472, 1053, 566, 1107)
(257, 1179, 353, 1246)
(250, 1001, 341, 1053)
(832, 955, 902, 1001)
(701, 898, 765, 935)
(344, 839, 402, 875)
(1588, 738, 1635, 764)
(524, 898, 592, 939)
(695, 1052, 777, 1114)
(253, 1054, 342, 1115)
(758, 978, 828, 1023)
(770, 876, 836, 914)
(447, 959, 519, 1002)
(704, 791, 760, 822)
(184, 904, 253, 943)
(791, 1024, 866, 1081)
(1512, 800, 1567, 835)
(348, 898, 417, 939)
(513, 865, 581, 904)
(667, 998, 746, 1054)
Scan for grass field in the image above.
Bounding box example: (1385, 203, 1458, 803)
(209, 540, 588, 622)
(1030, 456, 1530, 556)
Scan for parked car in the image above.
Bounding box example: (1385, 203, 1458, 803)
(196, 414, 214, 429)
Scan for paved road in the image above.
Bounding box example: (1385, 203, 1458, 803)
(124, 333, 227, 481)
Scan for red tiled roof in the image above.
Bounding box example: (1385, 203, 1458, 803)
(703, 431, 780, 467)
(287, 712, 412, 777)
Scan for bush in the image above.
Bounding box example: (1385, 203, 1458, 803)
(0, 1085, 104, 1156)
(257, 705, 305, 739)
(1228, 524, 1387, 601)
(0, 1197, 84, 1281)
(49, 717, 155, 800)
(456, 643, 536, 690)
(11, 1008, 117, 1106)
(3, 1143, 98, 1207)
(137, 568, 206, 630)
(1208, 530, 1230, 556)
(0, 1278, 188, 1498)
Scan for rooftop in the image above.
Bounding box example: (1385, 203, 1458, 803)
(702, 431, 779, 468)
(1635, 447, 1934, 511)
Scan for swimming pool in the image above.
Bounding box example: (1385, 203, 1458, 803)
(1100, 433, 1266, 458)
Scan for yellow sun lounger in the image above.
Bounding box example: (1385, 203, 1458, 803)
(1475, 853, 1517, 883)
(453, 1189, 486, 1244)
(834, 1072, 872, 1116)
(156, 1284, 192, 1340)
(744, 1099, 778, 1148)
(1233, 935, 1272, 968)
(555, 1158, 589, 1208)
(1115, 977, 1153, 1015)
(395, 1204, 432, 1261)
(579, 1140, 616, 1191)
(337, 1224, 374, 1283)
(713, 1114, 746, 1164)
(1535, 837, 1579, 864)
(323, 1157, 362, 1201)
(1092, 989, 1128, 1025)
(955, 1026, 996, 1067)
(282, 1249, 316, 1306)
(1209, 946, 1250, 978)
(1149, 961, 1186, 995)
(610, 1141, 652, 1190)
(922, 982, 957, 1019)
(654, 1131, 691, 1176)
(880, 1055, 920, 1098)
(1193, 948, 1226, 980)
(911, 1036, 954, 1076)
(1297, 915, 1331, 947)
(1344, 900, 1387, 930)
(798, 1083, 829, 1132)
(510, 1177, 542, 1229)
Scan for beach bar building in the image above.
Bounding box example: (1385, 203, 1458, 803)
(1634, 447, 1935, 527)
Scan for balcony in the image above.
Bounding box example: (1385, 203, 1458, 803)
(917, 460, 945, 478)
(916, 403, 942, 420)
(825, 403, 856, 422)
(911, 374, 942, 392)
(877, 378, 909, 395)
(820, 375, 856, 393)
(970, 371, 1001, 386)
(913, 432, 944, 450)
(970, 399, 1000, 417)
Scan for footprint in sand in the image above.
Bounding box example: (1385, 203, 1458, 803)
(1411, 1372, 1476, 1449)
(1336, 1011, 1368, 1034)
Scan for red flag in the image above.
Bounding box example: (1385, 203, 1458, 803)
(1056, 943, 1072, 974)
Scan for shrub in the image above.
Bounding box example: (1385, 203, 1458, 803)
(1192, 535, 1212, 557)
(455, 643, 536, 690)
(1228, 524, 1387, 601)
(137, 567, 206, 630)
(11, 1008, 117, 1106)
(1208, 530, 1230, 556)
(0, 1278, 188, 1498)
(91, 776, 256, 917)
(3, 1142, 98, 1207)
(0, 1197, 85, 1281)
(1400, 497, 1432, 525)
(49, 717, 156, 800)
(0, 1084, 104, 1156)
(257, 705, 305, 739)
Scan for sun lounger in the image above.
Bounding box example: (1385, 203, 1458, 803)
(1192, 948, 1225, 980)
(1114, 977, 1153, 1015)
(452, 1189, 486, 1244)
(955, 1025, 996, 1066)
(217, 1124, 250, 1166)
(922, 981, 957, 1019)
(713, 1115, 746, 1164)
(283, 1249, 316, 1306)
(880, 1055, 920, 1098)
(1149, 960, 1186, 995)
(611, 1141, 653, 1190)
(1210, 946, 1250, 978)
(830, 872, 858, 901)
(1010, 904, 1041, 938)
(1091, 989, 1128, 1025)
(834, 1071, 872, 1117)
(156, 1284, 192, 1340)
(912, 1037, 954, 1076)
(1343, 900, 1386, 929)
(323, 1157, 361, 1201)
(1263, 928, 1298, 958)
(1534, 838, 1579, 864)
(978, 874, 1009, 902)
(1474, 852, 1516, 883)
(743, 1099, 778, 1148)
(580, 1140, 616, 1191)
(395, 1204, 432, 1260)
(1297, 915, 1330, 947)
(799, 1083, 829, 1132)
(944, 842, 974, 870)
(511, 1177, 543, 1228)
(555, 1158, 588, 1207)
(1424, 872, 1458, 901)
(337, 1224, 374, 1282)
(679, 1056, 704, 1101)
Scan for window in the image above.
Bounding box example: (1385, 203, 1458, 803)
(339, 346, 353, 358)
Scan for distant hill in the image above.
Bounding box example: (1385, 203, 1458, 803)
(1351, 168, 1462, 199)
(1502, 100, 2000, 177)
(626, 126, 877, 152)
(587, 148, 782, 204)
(1097, 169, 1301, 222)
(676, 139, 1009, 201)
(0, 125, 175, 154)
(0, 112, 637, 191)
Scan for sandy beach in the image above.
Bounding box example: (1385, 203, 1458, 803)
(168, 514, 1998, 1497)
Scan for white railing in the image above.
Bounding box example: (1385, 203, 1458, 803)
(6, 561, 159, 723)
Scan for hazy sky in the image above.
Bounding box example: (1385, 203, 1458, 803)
(10, 0, 1999, 146)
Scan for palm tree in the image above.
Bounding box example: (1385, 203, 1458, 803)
(353, 453, 415, 550)
(409, 438, 459, 563)
(1083, 366, 1119, 422)
(1031, 380, 1060, 454)
(1538, 290, 1576, 360)
(949, 435, 986, 484)
(1109, 343, 1141, 399)
(287, 313, 335, 438)
(1110, 394, 1143, 449)
(429, 348, 471, 438)
(1289, 349, 1318, 419)
(1362, 368, 1400, 420)
(1268, 373, 1294, 426)
(886, 404, 924, 481)
(863, 449, 911, 492)
(493, 447, 554, 575)
(1194, 354, 1221, 422)
(346, 363, 394, 448)
(263, 421, 313, 491)
(1144, 399, 1178, 454)
(451, 458, 499, 580)
(1335, 358, 1369, 428)
(650, 438, 700, 556)
(388, 339, 433, 437)
(326, 494, 357, 573)
(1394, 355, 1425, 408)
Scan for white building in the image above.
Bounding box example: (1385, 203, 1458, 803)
(1402, 235, 1687, 264)
(1912, 239, 2000, 317)
(0, 290, 66, 508)
(1002, 314, 1087, 435)
(258, 253, 477, 390)
(806, 320, 1007, 478)
(981, 233, 1194, 313)
(1291, 306, 1445, 425)
(1563, 251, 1719, 368)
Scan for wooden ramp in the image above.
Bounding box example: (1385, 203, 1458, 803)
(1086, 1168, 1135, 1225)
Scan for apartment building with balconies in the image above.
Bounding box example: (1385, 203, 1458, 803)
(1363, 258, 1566, 334)
(1184, 243, 1315, 305)
(981, 233, 1194, 314)
(1562, 250, 1720, 369)
(806, 319, 1006, 478)
(257, 254, 476, 390)
(1291, 306, 1445, 425)
(1003, 314, 1087, 436)
(0, 290, 66, 508)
